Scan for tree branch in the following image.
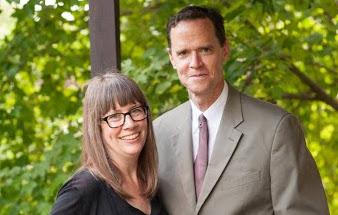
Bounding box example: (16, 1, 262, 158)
(288, 63, 338, 110)
(282, 92, 317, 100)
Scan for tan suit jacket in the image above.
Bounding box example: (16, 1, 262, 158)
(153, 85, 329, 215)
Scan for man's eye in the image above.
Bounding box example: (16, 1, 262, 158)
(200, 47, 212, 54)
(177, 51, 188, 57)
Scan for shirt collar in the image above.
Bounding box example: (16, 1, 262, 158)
(190, 81, 228, 128)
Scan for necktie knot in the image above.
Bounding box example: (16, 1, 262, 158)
(198, 114, 207, 128)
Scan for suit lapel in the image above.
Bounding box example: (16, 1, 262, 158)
(171, 102, 197, 209)
(196, 85, 244, 213)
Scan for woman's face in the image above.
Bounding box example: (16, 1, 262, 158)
(101, 102, 148, 162)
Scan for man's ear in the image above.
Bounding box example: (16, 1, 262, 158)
(167, 47, 177, 69)
(223, 41, 230, 61)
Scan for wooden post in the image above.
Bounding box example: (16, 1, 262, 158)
(89, 0, 120, 77)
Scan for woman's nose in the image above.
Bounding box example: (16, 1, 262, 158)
(122, 114, 136, 128)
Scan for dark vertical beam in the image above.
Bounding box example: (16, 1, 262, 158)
(89, 0, 120, 77)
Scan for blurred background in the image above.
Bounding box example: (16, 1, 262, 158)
(0, 0, 337, 214)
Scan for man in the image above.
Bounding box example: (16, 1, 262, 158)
(153, 5, 329, 215)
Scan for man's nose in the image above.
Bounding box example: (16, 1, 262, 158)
(189, 52, 203, 69)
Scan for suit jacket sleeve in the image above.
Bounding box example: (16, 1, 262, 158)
(270, 114, 329, 214)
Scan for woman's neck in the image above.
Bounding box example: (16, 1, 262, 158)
(109, 155, 150, 214)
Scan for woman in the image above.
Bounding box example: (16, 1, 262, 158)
(50, 72, 167, 215)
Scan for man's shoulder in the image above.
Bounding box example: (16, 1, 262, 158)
(240, 92, 289, 121)
(153, 101, 190, 126)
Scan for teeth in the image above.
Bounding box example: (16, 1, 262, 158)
(120, 133, 140, 140)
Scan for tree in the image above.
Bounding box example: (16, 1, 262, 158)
(0, 0, 336, 214)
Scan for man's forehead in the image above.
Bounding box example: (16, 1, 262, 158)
(172, 17, 212, 27)
(170, 18, 214, 32)
(169, 33, 218, 52)
(170, 19, 216, 38)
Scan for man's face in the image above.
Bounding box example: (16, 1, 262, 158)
(168, 18, 229, 99)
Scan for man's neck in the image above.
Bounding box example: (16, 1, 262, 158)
(189, 81, 225, 112)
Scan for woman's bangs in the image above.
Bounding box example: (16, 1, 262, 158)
(100, 80, 142, 114)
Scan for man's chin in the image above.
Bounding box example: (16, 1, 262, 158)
(187, 87, 209, 97)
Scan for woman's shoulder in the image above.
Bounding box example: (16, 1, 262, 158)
(50, 169, 103, 215)
(60, 169, 101, 196)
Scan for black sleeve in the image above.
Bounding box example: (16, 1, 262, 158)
(50, 170, 99, 215)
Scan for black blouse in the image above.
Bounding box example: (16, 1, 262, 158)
(50, 170, 167, 215)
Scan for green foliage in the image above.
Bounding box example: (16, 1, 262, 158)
(0, 0, 337, 214)
(0, 0, 87, 214)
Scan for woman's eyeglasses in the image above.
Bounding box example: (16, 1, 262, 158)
(101, 106, 148, 128)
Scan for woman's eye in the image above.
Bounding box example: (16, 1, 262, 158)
(131, 108, 144, 116)
(108, 114, 122, 122)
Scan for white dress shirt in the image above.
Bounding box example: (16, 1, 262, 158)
(190, 81, 228, 161)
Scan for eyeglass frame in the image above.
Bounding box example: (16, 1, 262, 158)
(101, 106, 149, 128)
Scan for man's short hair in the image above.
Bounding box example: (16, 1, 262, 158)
(166, 5, 226, 48)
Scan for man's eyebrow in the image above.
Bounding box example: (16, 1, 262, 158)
(173, 44, 215, 55)
(175, 48, 189, 54)
(198, 44, 214, 49)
